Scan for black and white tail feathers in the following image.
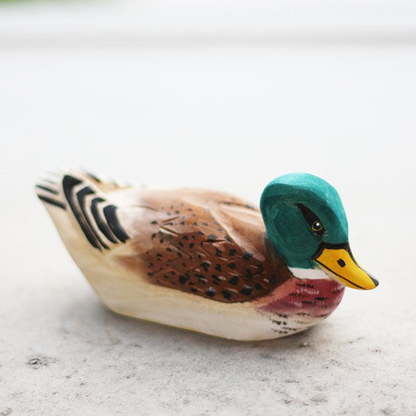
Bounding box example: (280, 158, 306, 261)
(35, 168, 131, 251)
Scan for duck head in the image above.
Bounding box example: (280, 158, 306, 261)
(260, 173, 378, 290)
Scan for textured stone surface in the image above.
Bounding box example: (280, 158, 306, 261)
(1, 184, 415, 416)
(1, 42, 416, 415)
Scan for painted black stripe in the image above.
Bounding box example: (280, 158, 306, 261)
(313, 241, 378, 288)
(90, 197, 118, 244)
(103, 205, 129, 243)
(315, 261, 364, 289)
(62, 175, 101, 251)
(297, 203, 325, 235)
(84, 170, 102, 183)
(37, 195, 66, 210)
(77, 187, 109, 250)
(36, 184, 59, 195)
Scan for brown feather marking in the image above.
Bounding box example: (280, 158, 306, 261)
(116, 189, 292, 303)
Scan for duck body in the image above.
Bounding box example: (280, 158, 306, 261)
(36, 169, 375, 341)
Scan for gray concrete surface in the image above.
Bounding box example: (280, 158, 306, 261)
(1, 183, 415, 416)
(1, 33, 416, 415)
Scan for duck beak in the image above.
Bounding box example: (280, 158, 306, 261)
(313, 243, 378, 290)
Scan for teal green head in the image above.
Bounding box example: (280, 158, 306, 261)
(260, 173, 378, 290)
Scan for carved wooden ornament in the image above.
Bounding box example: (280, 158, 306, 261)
(36, 169, 378, 341)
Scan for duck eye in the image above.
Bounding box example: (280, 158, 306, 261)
(297, 204, 325, 235)
(311, 221, 323, 232)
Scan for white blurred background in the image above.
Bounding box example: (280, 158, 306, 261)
(1, 0, 415, 191)
(1, 1, 416, 415)
(1, 0, 416, 276)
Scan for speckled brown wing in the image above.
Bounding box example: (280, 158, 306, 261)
(114, 188, 292, 303)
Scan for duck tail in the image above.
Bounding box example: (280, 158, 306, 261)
(35, 167, 131, 252)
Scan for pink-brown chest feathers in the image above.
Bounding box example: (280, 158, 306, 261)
(257, 278, 345, 318)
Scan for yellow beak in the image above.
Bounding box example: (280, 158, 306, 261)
(314, 244, 378, 290)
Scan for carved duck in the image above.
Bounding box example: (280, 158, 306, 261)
(35, 168, 378, 341)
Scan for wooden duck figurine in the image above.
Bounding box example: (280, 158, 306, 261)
(36, 169, 378, 341)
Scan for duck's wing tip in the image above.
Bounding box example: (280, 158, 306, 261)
(71, 166, 132, 193)
(35, 167, 132, 252)
(35, 169, 67, 210)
